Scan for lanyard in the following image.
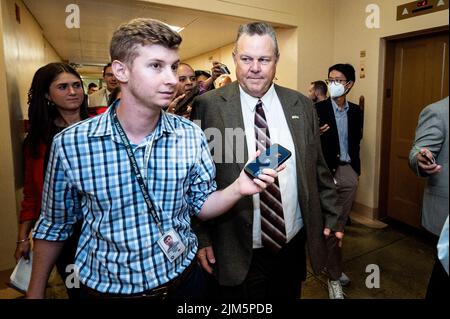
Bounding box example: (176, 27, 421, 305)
(111, 108, 164, 235)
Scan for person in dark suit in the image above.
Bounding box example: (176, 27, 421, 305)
(191, 22, 343, 299)
(315, 63, 362, 298)
(307, 80, 328, 103)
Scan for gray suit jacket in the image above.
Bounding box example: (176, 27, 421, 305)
(409, 97, 449, 236)
(191, 82, 342, 286)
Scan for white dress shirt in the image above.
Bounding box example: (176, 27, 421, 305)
(239, 84, 303, 248)
(88, 87, 111, 107)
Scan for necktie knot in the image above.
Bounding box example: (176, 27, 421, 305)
(256, 99, 263, 110)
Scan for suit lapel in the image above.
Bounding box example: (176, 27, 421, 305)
(325, 99, 340, 147)
(219, 82, 248, 171)
(326, 99, 338, 132)
(275, 85, 309, 202)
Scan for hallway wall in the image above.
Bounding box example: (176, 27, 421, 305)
(0, 0, 61, 270)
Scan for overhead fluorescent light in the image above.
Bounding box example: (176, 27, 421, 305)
(166, 24, 184, 33)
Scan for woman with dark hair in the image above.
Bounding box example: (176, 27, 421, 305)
(14, 62, 88, 299)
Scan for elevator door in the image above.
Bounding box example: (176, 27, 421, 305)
(387, 32, 449, 228)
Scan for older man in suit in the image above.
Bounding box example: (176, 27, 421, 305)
(191, 22, 343, 299)
(409, 96, 449, 299)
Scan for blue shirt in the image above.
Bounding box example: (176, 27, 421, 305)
(331, 99, 351, 163)
(33, 104, 217, 294)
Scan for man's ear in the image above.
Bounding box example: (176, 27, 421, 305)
(346, 81, 354, 90)
(112, 60, 128, 83)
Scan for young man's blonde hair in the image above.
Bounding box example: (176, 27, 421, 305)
(110, 18, 182, 65)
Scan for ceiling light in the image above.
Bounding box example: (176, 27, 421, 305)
(167, 24, 184, 33)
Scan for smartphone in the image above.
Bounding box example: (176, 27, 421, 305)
(244, 144, 292, 179)
(421, 151, 435, 165)
(219, 64, 230, 74)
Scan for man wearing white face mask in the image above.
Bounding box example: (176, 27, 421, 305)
(315, 63, 362, 299)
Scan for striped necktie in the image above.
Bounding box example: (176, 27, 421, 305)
(254, 99, 287, 252)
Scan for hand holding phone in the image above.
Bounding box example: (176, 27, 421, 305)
(219, 64, 230, 74)
(420, 150, 435, 165)
(244, 144, 292, 179)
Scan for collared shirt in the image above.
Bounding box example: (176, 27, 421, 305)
(331, 98, 351, 163)
(239, 84, 303, 248)
(438, 216, 449, 275)
(88, 87, 112, 107)
(33, 103, 217, 294)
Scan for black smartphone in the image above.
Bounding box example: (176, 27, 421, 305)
(421, 151, 435, 165)
(244, 144, 292, 179)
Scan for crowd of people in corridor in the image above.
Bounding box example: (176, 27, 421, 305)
(12, 17, 448, 301)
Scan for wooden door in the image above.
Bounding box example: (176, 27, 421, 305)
(387, 32, 449, 228)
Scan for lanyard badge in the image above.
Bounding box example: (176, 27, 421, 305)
(157, 229, 186, 262)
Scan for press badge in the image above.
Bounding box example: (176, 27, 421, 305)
(157, 229, 186, 262)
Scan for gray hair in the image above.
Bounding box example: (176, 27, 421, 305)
(234, 22, 279, 58)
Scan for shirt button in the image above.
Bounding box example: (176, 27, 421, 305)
(337, 154, 340, 158)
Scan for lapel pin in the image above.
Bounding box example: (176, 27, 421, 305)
(292, 115, 300, 119)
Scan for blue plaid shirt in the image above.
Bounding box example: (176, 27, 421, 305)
(33, 104, 217, 294)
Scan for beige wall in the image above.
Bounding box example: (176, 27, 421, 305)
(184, 43, 237, 82)
(333, 0, 448, 216)
(0, 0, 61, 270)
(0, 0, 18, 271)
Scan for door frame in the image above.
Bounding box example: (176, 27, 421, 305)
(378, 25, 449, 221)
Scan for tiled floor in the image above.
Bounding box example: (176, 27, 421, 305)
(302, 219, 435, 299)
(0, 218, 436, 299)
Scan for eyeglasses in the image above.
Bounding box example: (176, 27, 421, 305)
(325, 78, 348, 85)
